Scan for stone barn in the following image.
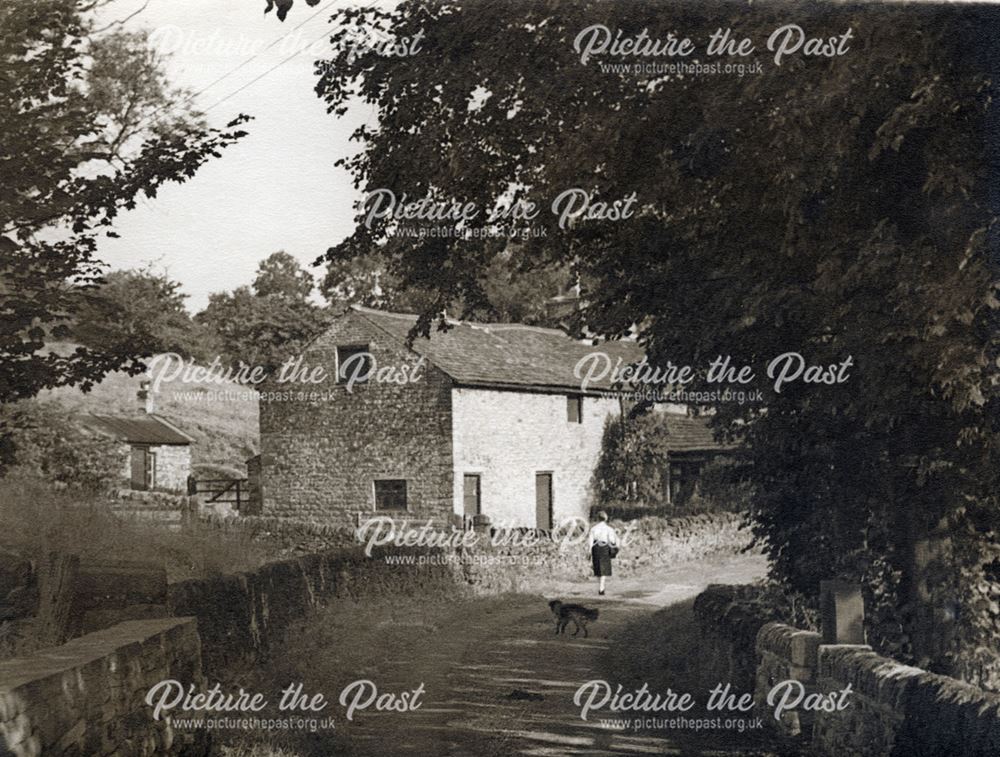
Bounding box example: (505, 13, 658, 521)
(81, 414, 194, 493)
(257, 305, 724, 529)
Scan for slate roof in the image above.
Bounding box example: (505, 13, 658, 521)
(660, 415, 731, 452)
(82, 414, 193, 445)
(351, 305, 644, 394)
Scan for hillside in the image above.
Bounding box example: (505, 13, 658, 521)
(34, 347, 259, 471)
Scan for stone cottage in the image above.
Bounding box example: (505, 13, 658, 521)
(81, 414, 194, 492)
(258, 305, 725, 528)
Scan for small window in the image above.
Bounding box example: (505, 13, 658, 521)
(567, 395, 583, 423)
(374, 479, 408, 511)
(337, 345, 372, 384)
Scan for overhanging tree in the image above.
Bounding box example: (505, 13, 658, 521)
(287, 0, 999, 678)
(0, 0, 247, 408)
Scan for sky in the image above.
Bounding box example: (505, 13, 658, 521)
(93, 0, 375, 311)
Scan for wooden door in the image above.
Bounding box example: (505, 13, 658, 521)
(535, 473, 553, 530)
(130, 446, 155, 491)
(463, 474, 481, 517)
(145, 449, 156, 490)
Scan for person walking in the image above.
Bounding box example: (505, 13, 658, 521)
(587, 510, 619, 596)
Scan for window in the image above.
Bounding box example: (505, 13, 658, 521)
(337, 345, 372, 384)
(374, 479, 408, 511)
(567, 395, 583, 423)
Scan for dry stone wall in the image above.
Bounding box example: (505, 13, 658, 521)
(0, 617, 204, 757)
(694, 595, 1000, 757)
(814, 643, 1000, 757)
(754, 622, 823, 737)
(168, 546, 458, 676)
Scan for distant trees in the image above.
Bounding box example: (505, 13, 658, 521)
(62, 251, 333, 379)
(253, 250, 315, 300)
(73, 269, 211, 360)
(196, 251, 331, 373)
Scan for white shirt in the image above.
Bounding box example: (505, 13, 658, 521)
(588, 522, 618, 549)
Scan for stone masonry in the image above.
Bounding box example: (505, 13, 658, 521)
(149, 444, 191, 492)
(114, 442, 190, 493)
(451, 386, 618, 526)
(750, 620, 1000, 756)
(259, 311, 454, 524)
(0, 617, 204, 756)
(259, 308, 634, 528)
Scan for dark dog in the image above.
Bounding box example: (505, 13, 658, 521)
(549, 599, 599, 638)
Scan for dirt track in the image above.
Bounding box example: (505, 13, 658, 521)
(262, 551, 801, 757)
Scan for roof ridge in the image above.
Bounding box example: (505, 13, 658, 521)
(344, 305, 647, 394)
(147, 413, 197, 443)
(353, 304, 583, 337)
(351, 307, 461, 383)
(350, 304, 418, 321)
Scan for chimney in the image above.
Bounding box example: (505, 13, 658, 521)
(137, 379, 154, 414)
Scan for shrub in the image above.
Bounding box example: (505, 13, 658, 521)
(1, 402, 125, 492)
(592, 412, 672, 504)
(680, 457, 755, 514)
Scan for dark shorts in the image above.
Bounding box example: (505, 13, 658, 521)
(592, 544, 613, 577)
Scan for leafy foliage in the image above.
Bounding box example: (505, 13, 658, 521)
(593, 412, 673, 505)
(300, 0, 999, 678)
(0, 0, 247, 407)
(321, 246, 572, 325)
(2, 403, 126, 492)
(254, 250, 316, 301)
(195, 252, 331, 373)
(263, 0, 320, 23)
(73, 268, 211, 359)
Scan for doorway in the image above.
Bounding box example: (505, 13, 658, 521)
(463, 474, 481, 517)
(535, 472, 553, 530)
(130, 446, 156, 491)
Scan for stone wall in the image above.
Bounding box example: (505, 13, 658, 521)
(259, 310, 454, 526)
(754, 622, 822, 737)
(0, 617, 205, 756)
(116, 444, 191, 493)
(181, 511, 750, 671)
(167, 546, 458, 676)
(813, 643, 1000, 757)
(451, 387, 619, 527)
(153, 444, 191, 492)
(694, 597, 1000, 757)
(455, 511, 752, 594)
(109, 489, 194, 531)
(197, 511, 751, 594)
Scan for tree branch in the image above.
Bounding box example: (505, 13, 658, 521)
(89, 0, 150, 35)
